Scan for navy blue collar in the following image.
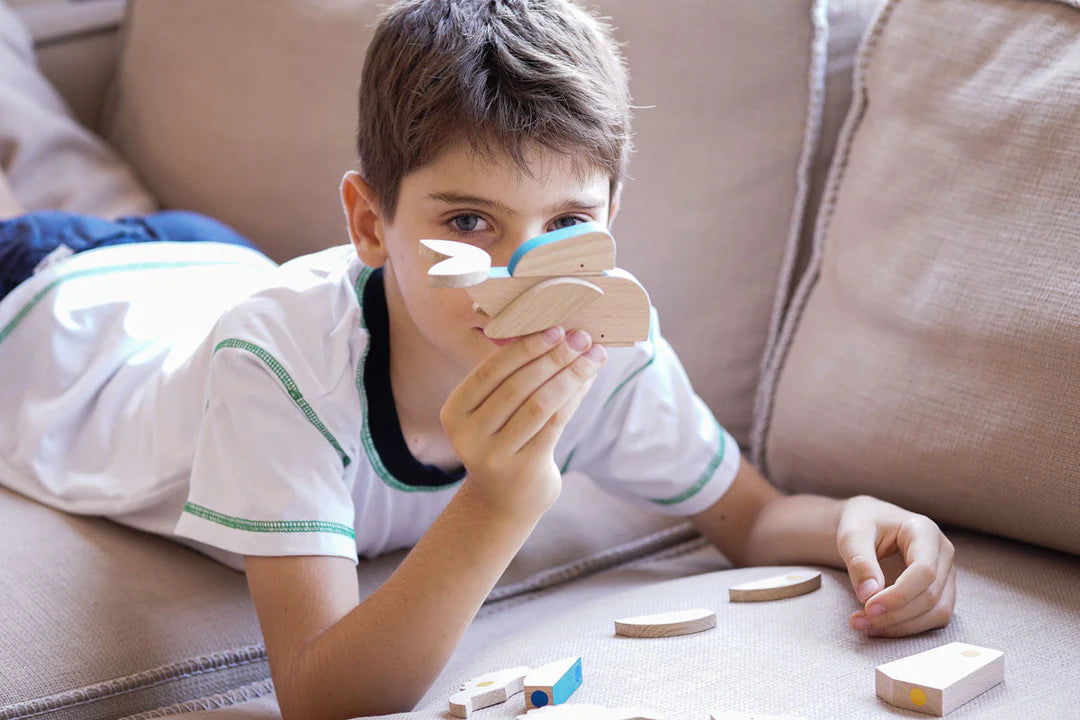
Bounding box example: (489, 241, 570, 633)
(362, 268, 466, 487)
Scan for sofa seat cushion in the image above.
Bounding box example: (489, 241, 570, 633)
(166, 528, 1080, 719)
(0, 471, 693, 719)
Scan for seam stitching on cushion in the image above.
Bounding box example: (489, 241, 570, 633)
(116, 678, 276, 720)
(750, 0, 901, 475)
(0, 645, 268, 719)
(481, 521, 701, 606)
(478, 536, 713, 617)
(753, 0, 830, 462)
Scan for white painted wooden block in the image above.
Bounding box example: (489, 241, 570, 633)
(518, 704, 663, 719)
(448, 665, 531, 718)
(524, 656, 583, 709)
(728, 571, 822, 602)
(875, 642, 1005, 716)
(614, 608, 717, 638)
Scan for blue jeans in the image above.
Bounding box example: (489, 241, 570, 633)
(0, 210, 262, 300)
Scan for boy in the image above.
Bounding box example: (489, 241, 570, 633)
(0, 1, 956, 718)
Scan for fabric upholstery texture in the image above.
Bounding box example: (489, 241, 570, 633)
(165, 529, 1080, 719)
(0, 474, 692, 719)
(103, 0, 842, 445)
(0, 1, 153, 218)
(756, 0, 1080, 555)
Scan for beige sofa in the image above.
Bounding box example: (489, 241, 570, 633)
(2, 1, 1078, 719)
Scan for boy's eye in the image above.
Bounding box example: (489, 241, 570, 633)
(551, 216, 585, 231)
(449, 214, 488, 234)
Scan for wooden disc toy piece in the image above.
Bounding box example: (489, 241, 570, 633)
(420, 239, 492, 288)
(876, 642, 1004, 716)
(614, 608, 717, 638)
(728, 570, 822, 602)
(484, 277, 603, 338)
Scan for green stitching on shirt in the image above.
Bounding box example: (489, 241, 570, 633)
(0, 260, 237, 347)
(352, 266, 461, 493)
(650, 422, 727, 506)
(183, 501, 355, 538)
(213, 338, 351, 468)
(558, 313, 657, 473)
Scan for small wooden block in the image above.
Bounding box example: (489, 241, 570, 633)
(728, 571, 822, 602)
(524, 656, 583, 710)
(709, 713, 806, 720)
(518, 705, 663, 719)
(614, 608, 716, 638)
(484, 277, 603, 338)
(420, 239, 491, 288)
(448, 665, 531, 718)
(470, 269, 650, 345)
(876, 642, 1004, 716)
(507, 222, 615, 277)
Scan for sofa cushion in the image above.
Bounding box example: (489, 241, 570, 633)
(0, 473, 693, 719)
(755, 0, 1080, 555)
(0, 1, 154, 218)
(163, 528, 1080, 719)
(103, 0, 893, 445)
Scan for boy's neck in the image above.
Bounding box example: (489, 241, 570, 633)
(383, 269, 466, 472)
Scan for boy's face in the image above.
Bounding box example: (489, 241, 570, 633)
(344, 142, 616, 375)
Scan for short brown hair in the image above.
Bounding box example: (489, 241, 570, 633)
(356, 0, 632, 220)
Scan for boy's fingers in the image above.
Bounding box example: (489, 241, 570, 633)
(866, 566, 956, 638)
(863, 517, 944, 614)
(445, 326, 565, 417)
(860, 556, 951, 631)
(836, 512, 886, 604)
(471, 330, 595, 435)
(499, 351, 604, 453)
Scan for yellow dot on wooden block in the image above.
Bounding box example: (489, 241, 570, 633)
(785, 574, 803, 581)
(961, 650, 980, 658)
(910, 687, 927, 706)
(476, 681, 495, 687)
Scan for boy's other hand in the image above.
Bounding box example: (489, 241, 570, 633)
(837, 495, 957, 638)
(441, 326, 606, 523)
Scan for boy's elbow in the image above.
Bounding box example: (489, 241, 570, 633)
(277, 650, 426, 720)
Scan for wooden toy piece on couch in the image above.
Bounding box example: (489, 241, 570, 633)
(523, 656, 583, 710)
(728, 570, 822, 602)
(875, 642, 1004, 716)
(419, 222, 650, 345)
(613, 608, 717, 638)
(448, 665, 532, 718)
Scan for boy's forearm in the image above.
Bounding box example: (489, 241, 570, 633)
(741, 494, 846, 569)
(290, 486, 539, 719)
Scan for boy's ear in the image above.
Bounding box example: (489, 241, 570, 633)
(608, 183, 622, 227)
(340, 171, 387, 268)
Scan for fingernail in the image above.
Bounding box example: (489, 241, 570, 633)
(585, 344, 606, 363)
(852, 616, 869, 630)
(542, 326, 564, 344)
(868, 603, 885, 616)
(857, 579, 879, 602)
(567, 330, 590, 352)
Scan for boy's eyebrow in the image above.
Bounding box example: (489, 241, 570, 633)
(426, 191, 607, 217)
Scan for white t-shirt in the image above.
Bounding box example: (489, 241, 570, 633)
(0, 242, 740, 571)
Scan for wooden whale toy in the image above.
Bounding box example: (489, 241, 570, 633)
(419, 222, 651, 346)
